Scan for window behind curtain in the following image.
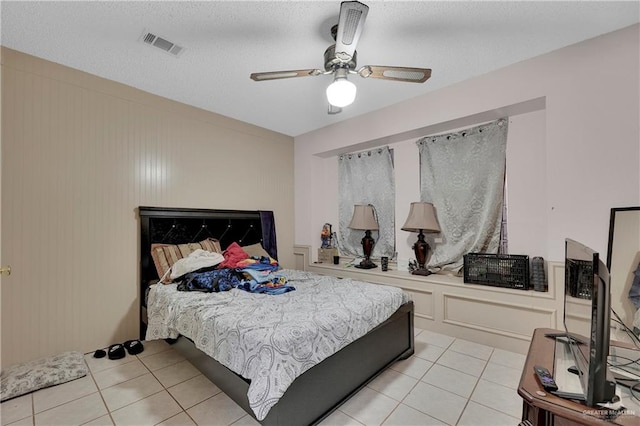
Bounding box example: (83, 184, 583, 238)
(418, 119, 508, 273)
(337, 147, 395, 259)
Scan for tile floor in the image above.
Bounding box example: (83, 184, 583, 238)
(0, 328, 582, 425)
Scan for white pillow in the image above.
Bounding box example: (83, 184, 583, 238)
(169, 249, 224, 281)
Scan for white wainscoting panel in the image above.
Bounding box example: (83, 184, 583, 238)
(402, 288, 435, 324)
(442, 293, 556, 340)
(295, 245, 566, 355)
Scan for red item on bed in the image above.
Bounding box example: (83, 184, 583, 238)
(217, 242, 250, 269)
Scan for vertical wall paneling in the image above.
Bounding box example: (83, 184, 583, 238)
(1, 48, 294, 367)
(0, 50, 3, 353)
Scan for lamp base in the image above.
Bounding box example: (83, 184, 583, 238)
(355, 259, 378, 269)
(410, 231, 432, 277)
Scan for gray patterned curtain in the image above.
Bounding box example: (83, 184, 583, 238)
(418, 119, 508, 272)
(338, 147, 395, 259)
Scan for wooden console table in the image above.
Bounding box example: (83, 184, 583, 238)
(518, 328, 638, 426)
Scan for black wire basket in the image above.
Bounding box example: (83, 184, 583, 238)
(463, 253, 530, 290)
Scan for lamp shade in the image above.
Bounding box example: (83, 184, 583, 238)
(401, 202, 441, 233)
(348, 204, 379, 230)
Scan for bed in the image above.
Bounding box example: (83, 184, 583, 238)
(138, 206, 415, 425)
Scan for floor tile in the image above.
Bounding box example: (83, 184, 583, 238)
(110, 390, 182, 426)
(167, 374, 222, 410)
(390, 356, 433, 380)
(413, 340, 447, 363)
(83, 414, 115, 425)
(138, 349, 185, 372)
(403, 381, 467, 425)
(339, 387, 399, 426)
(413, 327, 424, 337)
(481, 361, 522, 389)
(489, 348, 526, 371)
(230, 414, 261, 426)
(100, 373, 164, 412)
(448, 339, 494, 361)
(157, 412, 196, 426)
(421, 364, 479, 398)
(3, 332, 541, 426)
(414, 330, 455, 349)
(436, 350, 488, 377)
(153, 359, 200, 388)
(4, 417, 33, 426)
(1, 394, 33, 426)
(470, 379, 522, 419)
(84, 352, 136, 374)
(457, 400, 519, 426)
(92, 359, 149, 390)
(382, 403, 445, 426)
(187, 392, 247, 426)
(33, 375, 97, 413)
(319, 409, 363, 426)
(137, 339, 172, 359)
(34, 392, 107, 426)
(367, 369, 418, 401)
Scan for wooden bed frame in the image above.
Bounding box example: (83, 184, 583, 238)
(138, 206, 415, 425)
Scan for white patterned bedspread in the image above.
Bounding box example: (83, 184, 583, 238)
(145, 269, 411, 421)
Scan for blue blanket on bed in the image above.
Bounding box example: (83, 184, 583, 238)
(177, 269, 242, 293)
(177, 266, 295, 295)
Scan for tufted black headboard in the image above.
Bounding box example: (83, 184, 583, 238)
(138, 206, 275, 338)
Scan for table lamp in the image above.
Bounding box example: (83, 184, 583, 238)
(348, 204, 379, 269)
(402, 202, 441, 275)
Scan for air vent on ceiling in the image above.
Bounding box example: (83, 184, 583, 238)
(140, 30, 185, 57)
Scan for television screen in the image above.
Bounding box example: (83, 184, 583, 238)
(563, 238, 616, 406)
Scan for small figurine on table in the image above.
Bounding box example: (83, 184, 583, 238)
(321, 223, 333, 248)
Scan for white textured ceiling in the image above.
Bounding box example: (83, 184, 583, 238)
(2, 1, 638, 136)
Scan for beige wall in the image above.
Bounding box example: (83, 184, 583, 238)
(0, 48, 294, 368)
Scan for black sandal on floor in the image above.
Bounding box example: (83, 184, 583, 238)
(93, 349, 106, 358)
(108, 343, 126, 360)
(124, 339, 144, 356)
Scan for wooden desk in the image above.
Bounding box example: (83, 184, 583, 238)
(518, 328, 638, 426)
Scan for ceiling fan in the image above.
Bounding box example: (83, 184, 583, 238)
(249, 1, 432, 114)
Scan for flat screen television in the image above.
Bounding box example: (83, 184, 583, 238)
(563, 238, 616, 406)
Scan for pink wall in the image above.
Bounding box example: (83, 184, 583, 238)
(294, 24, 639, 263)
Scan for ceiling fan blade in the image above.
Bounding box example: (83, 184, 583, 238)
(250, 69, 322, 81)
(334, 1, 369, 62)
(358, 65, 432, 83)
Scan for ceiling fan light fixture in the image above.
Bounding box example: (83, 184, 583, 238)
(326, 73, 356, 108)
(249, 1, 432, 114)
